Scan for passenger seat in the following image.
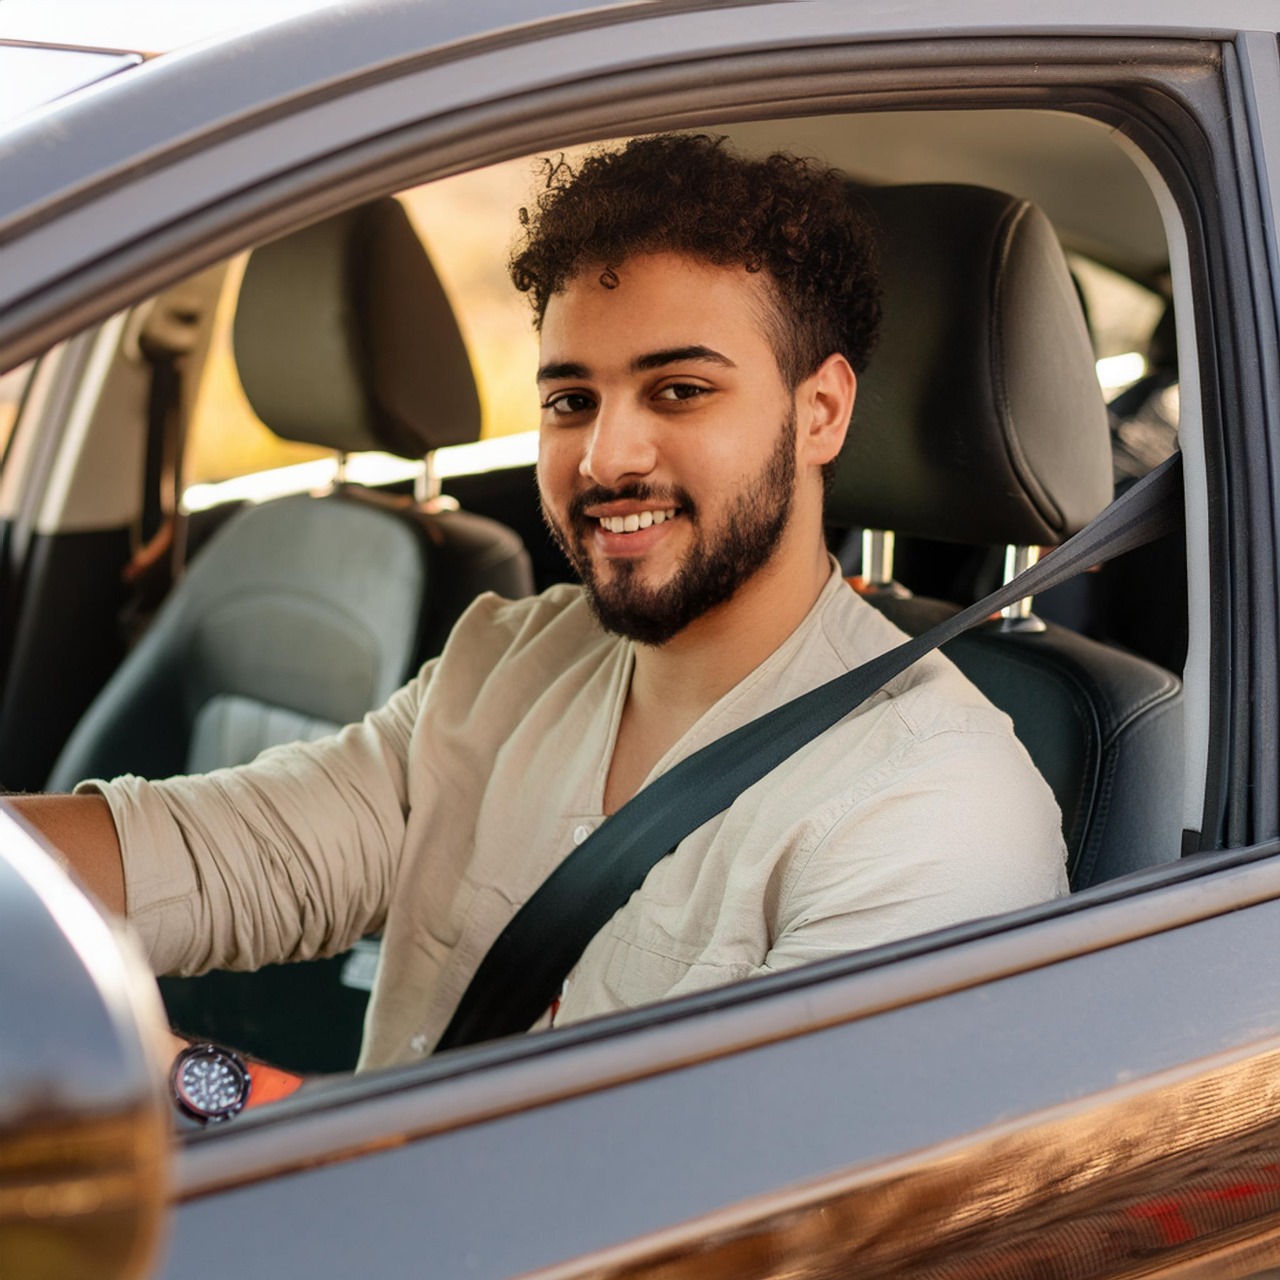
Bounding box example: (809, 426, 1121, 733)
(49, 197, 533, 1070)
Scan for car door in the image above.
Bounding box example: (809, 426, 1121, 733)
(2, 3, 1280, 1278)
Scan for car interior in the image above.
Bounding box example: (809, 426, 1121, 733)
(0, 106, 1189, 1079)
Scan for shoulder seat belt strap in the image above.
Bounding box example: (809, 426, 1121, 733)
(435, 453, 1185, 1052)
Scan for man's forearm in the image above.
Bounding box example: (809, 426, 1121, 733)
(7, 794, 126, 916)
(9, 794, 306, 1112)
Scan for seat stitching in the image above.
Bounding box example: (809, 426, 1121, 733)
(988, 199, 1066, 535)
(1102, 679, 1182, 748)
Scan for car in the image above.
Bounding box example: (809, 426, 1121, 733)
(2, 1, 1280, 1277)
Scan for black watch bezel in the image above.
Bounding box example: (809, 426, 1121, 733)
(170, 1042, 252, 1124)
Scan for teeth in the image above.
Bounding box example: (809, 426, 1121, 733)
(598, 508, 677, 534)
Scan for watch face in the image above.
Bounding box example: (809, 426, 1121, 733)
(172, 1045, 250, 1122)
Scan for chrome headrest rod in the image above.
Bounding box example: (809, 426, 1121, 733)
(859, 529, 912, 598)
(997, 544, 1047, 633)
(415, 451, 442, 505)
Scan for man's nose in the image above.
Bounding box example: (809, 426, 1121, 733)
(579, 400, 657, 488)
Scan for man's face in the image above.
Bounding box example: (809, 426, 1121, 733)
(536, 252, 805, 646)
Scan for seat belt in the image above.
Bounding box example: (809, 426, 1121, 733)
(435, 452, 1185, 1053)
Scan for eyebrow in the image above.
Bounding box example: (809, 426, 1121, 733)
(632, 345, 736, 373)
(536, 346, 736, 383)
(536, 360, 589, 383)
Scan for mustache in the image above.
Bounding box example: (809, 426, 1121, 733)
(567, 483, 697, 525)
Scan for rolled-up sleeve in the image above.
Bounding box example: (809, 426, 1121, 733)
(75, 669, 428, 977)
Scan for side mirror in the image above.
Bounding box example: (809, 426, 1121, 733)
(0, 806, 170, 1280)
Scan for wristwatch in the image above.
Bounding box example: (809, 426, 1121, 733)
(170, 1042, 252, 1124)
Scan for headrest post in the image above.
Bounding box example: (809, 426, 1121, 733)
(861, 529, 896, 589)
(415, 451, 441, 504)
(855, 529, 911, 600)
(998, 545, 1046, 633)
(333, 452, 349, 488)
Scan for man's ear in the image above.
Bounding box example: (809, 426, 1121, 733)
(797, 353, 857, 467)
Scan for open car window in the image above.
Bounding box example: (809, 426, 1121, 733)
(0, 358, 35, 466)
(2, 102, 1206, 1106)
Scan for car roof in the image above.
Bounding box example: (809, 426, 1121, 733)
(0, 0, 646, 136)
(0, 0, 1187, 337)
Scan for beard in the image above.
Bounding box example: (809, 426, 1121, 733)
(542, 410, 798, 647)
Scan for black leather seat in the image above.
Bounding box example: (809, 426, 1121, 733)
(49, 198, 534, 1069)
(831, 183, 1184, 889)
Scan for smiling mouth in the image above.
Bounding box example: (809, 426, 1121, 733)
(596, 507, 680, 534)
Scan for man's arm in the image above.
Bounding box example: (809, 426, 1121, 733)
(6, 645, 435, 985)
(9, 793, 317, 1101)
(8, 793, 125, 915)
(7, 793, 199, 1064)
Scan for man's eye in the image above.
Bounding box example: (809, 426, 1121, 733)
(543, 391, 595, 415)
(654, 383, 710, 403)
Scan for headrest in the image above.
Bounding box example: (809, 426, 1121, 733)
(829, 184, 1113, 546)
(233, 198, 481, 458)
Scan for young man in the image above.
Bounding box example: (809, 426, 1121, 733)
(14, 135, 1066, 1071)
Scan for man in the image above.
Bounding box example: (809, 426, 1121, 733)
(13, 134, 1067, 1072)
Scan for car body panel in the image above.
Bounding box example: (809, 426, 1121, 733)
(162, 856, 1280, 1277)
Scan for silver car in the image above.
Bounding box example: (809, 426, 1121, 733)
(2, 2, 1279, 1277)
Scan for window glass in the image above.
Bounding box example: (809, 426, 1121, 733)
(1067, 253, 1167, 396)
(401, 160, 543, 441)
(157, 107, 1189, 1128)
(0, 359, 36, 465)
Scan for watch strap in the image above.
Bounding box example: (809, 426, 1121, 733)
(244, 1059, 304, 1107)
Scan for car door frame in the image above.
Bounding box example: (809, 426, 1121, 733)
(0, 15, 1245, 839)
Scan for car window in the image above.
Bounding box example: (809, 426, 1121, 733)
(0, 357, 36, 468)
(1067, 252, 1168, 398)
(11, 104, 1198, 1121)
(184, 167, 549, 499)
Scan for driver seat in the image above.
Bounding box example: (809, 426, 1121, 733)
(831, 183, 1184, 889)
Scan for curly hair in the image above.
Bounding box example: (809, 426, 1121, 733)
(509, 133, 882, 386)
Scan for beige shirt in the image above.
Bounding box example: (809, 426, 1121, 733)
(86, 565, 1067, 1070)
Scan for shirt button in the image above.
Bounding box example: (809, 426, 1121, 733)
(410, 1034, 429, 1055)
(572, 823, 594, 846)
